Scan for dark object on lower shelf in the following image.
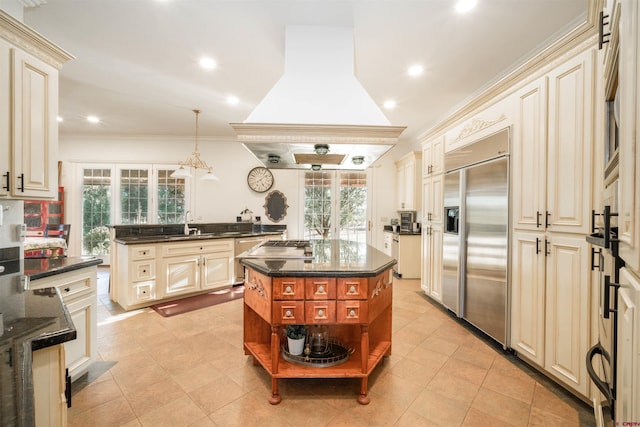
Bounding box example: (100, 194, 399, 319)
(281, 341, 353, 368)
(150, 285, 244, 317)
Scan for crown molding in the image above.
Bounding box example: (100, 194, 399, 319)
(417, 0, 599, 143)
(0, 8, 74, 68)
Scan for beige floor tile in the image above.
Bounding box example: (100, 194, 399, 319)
(440, 357, 489, 386)
(188, 375, 248, 415)
(462, 406, 520, 427)
(425, 369, 481, 405)
(67, 377, 123, 415)
(482, 365, 536, 404)
(530, 383, 584, 424)
(471, 386, 531, 426)
(408, 388, 472, 426)
(124, 377, 189, 417)
(68, 395, 137, 427)
(137, 396, 208, 427)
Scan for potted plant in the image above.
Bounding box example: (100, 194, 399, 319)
(284, 324, 307, 356)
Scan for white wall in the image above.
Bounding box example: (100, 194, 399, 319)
(58, 135, 408, 252)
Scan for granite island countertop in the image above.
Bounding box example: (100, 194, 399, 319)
(239, 239, 396, 278)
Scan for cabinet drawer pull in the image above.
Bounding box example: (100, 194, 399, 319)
(317, 285, 325, 293)
(284, 310, 293, 318)
(285, 285, 293, 293)
(348, 309, 357, 317)
(64, 287, 70, 292)
(348, 285, 357, 294)
(317, 309, 324, 316)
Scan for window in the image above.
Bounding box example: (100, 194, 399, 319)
(79, 164, 188, 259)
(303, 170, 368, 243)
(82, 168, 112, 257)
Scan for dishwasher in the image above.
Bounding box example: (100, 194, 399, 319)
(234, 236, 265, 284)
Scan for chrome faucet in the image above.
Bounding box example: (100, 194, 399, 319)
(184, 210, 197, 235)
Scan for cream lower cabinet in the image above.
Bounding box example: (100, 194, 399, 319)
(158, 239, 234, 299)
(511, 231, 589, 397)
(31, 266, 98, 381)
(33, 344, 67, 427)
(616, 267, 640, 422)
(116, 244, 157, 310)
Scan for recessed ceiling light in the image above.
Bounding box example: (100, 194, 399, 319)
(87, 115, 100, 123)
(199, 57, 216, 70)
(408, 65, 424, 76)
(56, 116, 63, 123)
(383, 100, 396, 109)
(456, 0, 477, 13)
(227, 96, 239, 105)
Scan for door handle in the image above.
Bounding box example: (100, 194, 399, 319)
(2, 171, 8, 191)
(535, 237, 540, 255)
(536, 211, 542, 228)
(545, 211, 551, 228)
(17, 173, 24, 192)
(544, 239, 550, 256)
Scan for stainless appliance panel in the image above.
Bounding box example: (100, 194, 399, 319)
(234, 236, 265, 283)
(463, 157, 509, 345)
(442, 170, 462, 315)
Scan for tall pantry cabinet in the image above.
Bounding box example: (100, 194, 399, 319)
(421, 136, 444, 301)
(0, 10, 73, 200)
(511, 47, 595, 397)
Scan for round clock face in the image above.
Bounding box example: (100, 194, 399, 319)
(247, 167, 274, 193)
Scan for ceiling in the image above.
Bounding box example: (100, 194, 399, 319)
(20, 0, 588, 152)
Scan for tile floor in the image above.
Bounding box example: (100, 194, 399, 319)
(67, 267, 595, 426)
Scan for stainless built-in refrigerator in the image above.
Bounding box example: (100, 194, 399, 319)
(442, 129, 510, 348)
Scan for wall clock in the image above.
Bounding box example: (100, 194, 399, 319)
(247, 166, 274, 193)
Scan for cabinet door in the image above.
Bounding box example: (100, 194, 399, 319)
(546, 49, 594, 234)
(429, 224, 443, 301)
(422, 142, 432, 178)
(11, 48, 58, 199)
(160, 255, 200, 298)
(404, 160, 416, 210)
(511, 231, 546, 366)
(64, 294, 96, 380)
(618, 0, 640, 272)
(513, 77, 547, 231)
(616, 267, 640, 422)
(396, 164, 406, 210)
(544, 234, 588, 396)
(201, 252, 233, 290)
(32, 344, 66, 427)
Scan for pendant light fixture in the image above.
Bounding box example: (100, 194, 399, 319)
(171, 109, 219, 181)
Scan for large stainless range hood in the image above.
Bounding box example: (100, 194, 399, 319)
(231, 26, 405, 170)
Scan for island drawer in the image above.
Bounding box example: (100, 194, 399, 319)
(337, 278, 368, 300)
(305, 301, 336, 324)
(273, 301, 305, 324)
(337, 300, 369, 323)
(272, 277, 305, 300)
(304, 277, 336, 300)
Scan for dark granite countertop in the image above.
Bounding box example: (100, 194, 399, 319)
(239, 239, 396, 278)
(114, 230, 284, 245)
(25, 256, 103, 280)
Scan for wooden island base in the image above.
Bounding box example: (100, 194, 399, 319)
(242, 264, 394, 405)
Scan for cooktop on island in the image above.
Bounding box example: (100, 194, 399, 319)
(238, 240, 313, 259)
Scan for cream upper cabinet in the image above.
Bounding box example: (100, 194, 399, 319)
(395, 151, 422, 211)
(422, 136, 444, 178)
(546, 49, 594, 234)
(512, 77, 547, 231)
(0, 11, 73, 199)
(618, 0, 640, 272)
(513, 49, 594, 234)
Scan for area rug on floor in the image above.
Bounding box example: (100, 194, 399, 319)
(150, 285, 244, 317)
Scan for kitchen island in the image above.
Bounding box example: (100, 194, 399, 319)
(239, 239, 396, 405)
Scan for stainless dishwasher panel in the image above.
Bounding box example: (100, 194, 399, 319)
(442, 170, 462, 315)
(234, 236, 265, 283)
